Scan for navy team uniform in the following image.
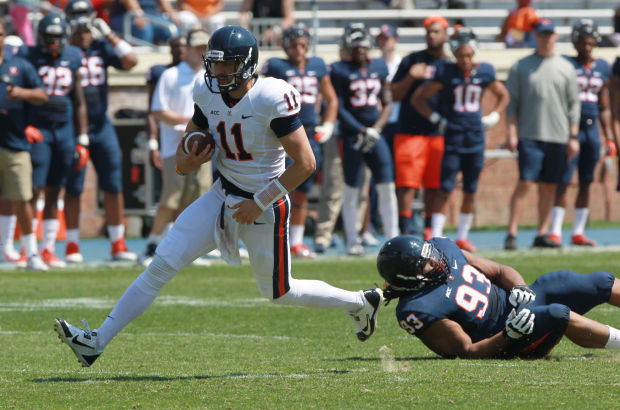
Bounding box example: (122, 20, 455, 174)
(66, 40, 125, 196)
(20, 45, 83, 188)
(0, 55, 44, 152)
(395, 237, 615, 359)
(330, 58, 393, 187)
(261, 56, 327, 193)
(561, 56, 610, 186)
(433, 62, 496, 194)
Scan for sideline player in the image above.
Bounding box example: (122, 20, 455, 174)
(377, 235, 620, 359)
(549, 20, 612, 247)
(330, 26, 398, 255)
(390, 16, 449, 240)
(20, 13, 87, 268)
(261, 22, 338, 259)
(64, 0, 138, 263)
(54, 26, 383, 367)
(0, 17, 49, 271)
(411, 28, 509, 252)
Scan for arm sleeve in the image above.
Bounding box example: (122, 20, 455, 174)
(192, 104, 209, 129)
(270, 114, 302, 138)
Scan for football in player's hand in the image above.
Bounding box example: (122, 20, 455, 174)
(181, 130, 215, 155)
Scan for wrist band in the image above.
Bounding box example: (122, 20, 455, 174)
(113, 40, 133, 58)
(77, 133, 89, 146)
(253, 179, 288, 211)
(147, 138, 159, 151)
(429, 112, 441, 124)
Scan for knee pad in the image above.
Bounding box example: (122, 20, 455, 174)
(136, 254, 179, 295)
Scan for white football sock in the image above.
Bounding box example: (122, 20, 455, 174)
(376, 182, 399, 240)
(573, 208, 589, 236)
(107, 224, 124, 242)
(289, 224, 304, 247)
(0, 215, 17, 251)
(456, 213, 473, 240)
(32, 218, 39, 236)
(66, 228, 79, 244)
(550, 206, 565, 237)
(22, 233, 37, 257)
(605, 326, 620, 349)
(96, 255, 178, 351)
(342, 185, 360, 248)
(42, 219, 59, 251)
(271, 277, 363, 311)
(431, 213, 446, 238)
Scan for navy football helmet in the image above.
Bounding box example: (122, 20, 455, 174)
(377, 236, 450, 293)
(37, 13, 69, 58)
(65, 0, 96, 33)
(341, 24, 372, 52)
(282, 22, 310, 50)
(450, 26, 478, 54)
(571, 19, 601, 45)
(203, 25, 258, 94)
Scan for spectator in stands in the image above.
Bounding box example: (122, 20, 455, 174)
(109, 0, 180, 45)
(548, 20, 612, 248)
(330, 26, 398, 256)
(176, 0, 225, 34)
(140, 29, 212, 267)
(261, 23, 338, 259)
(0, 17, 49, 270)
(497, 0, 539, 48)
(63, 0, 139, 264)
(239, 0, 294, 47)
(390, 15, 448, 240)
(412, 27, 509, 252)
(504, 19, 581, 250)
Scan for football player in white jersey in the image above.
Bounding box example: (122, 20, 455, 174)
(54, 26, 384, 368)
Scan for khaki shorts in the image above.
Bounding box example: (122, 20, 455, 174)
(160, 155, 212, 210)
(0, 147, 33, 201)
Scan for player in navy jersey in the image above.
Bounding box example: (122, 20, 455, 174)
(63, 0, 139, 263)
(612, 57, 620, 193)
(377, 235, 620, 359)
(20, 13, 88, 268)
(0, 18, 49, 271)
(412, 28, 509, 252)
(549, 20, 613, 247)
(390, 16, 448, 241)
(330, 26, 398, 256)
(261, 22, 338, 259)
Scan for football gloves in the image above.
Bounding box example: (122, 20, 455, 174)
(92, 18, 112, 37)
(504, 308, 535, 340)
(605, 139, 617, 157)
(508, 285, 536, 307)
(25, 125, 43, 144)
(314, 121, 334, 144)
(481, 111, 500, 130)
(74, 145, 90, 170)
(429, 112, 447, 135)
(353, 127, 381, 153)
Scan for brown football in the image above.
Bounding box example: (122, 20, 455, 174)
(181, 130, 215, 155)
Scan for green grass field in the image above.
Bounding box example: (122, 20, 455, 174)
(1, 250, 619, 408)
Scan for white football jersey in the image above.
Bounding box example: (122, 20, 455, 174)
(193, 76, 302, 193)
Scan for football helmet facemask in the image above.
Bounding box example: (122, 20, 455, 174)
(203, 25, 258, 94)
(37, 13, 69, 58)
(65, 0, 96, 33)
(377, 235, 450, 293)
(571, 18, 601, 45)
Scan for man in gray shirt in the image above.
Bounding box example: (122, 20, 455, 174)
(504, 18, 581, 250)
